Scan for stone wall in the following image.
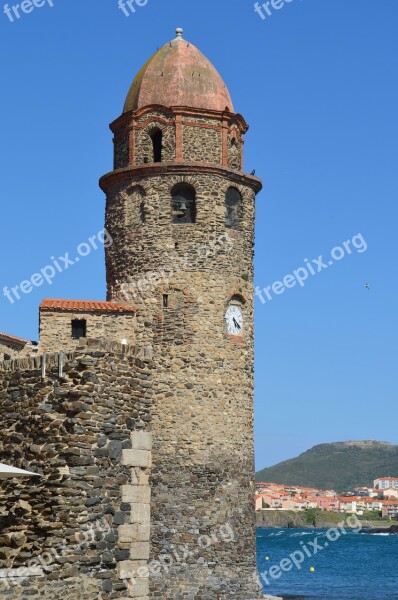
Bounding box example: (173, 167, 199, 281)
(147, 275, 259, 598)
(0, 343, 34, 362)
(105, 172, 256, 298)
(102, 159, 262, 597)
(0, 339, 152, 599)
(114, 133, 130, 170)
(182, 118, 222, 164)
(39, 311, 136, 353)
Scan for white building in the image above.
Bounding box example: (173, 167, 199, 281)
(374, 477, 398, 490)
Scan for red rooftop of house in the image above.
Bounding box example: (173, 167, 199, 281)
(39, 299, 137, 314)
(0, 332, 33, 346)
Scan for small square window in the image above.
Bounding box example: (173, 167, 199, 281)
(71, 319, 87, 340)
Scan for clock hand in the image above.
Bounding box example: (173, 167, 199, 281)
(233, 318, 241, 330)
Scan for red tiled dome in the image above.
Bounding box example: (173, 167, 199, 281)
(123, 29, 233, 113)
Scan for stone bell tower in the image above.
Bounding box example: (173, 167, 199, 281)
(100, 28, 263, 599)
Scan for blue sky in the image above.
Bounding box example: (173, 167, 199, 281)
(1, 0, 397, 469)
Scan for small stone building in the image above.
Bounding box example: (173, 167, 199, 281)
(39, 299, 137, 353)
(0, 332, 36, 361)
(0, 28, 264, 600)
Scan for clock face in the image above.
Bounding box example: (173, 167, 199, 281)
(225, 306, 243, 336)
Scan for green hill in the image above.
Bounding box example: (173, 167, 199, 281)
(256, 441, 398, 492)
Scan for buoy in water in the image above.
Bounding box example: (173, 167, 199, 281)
(265, 556, 270, 561)
(310, 567, 315, 572)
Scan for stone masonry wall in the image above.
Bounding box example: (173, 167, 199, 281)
(39, 311, 136, 354)
(114, 133, 130, 170)
(147, 272, 259, 598)
(105, 172, 255, 300)
(182, 119, 222, 164)
(0, 343, 34, 362)
(0, 339, 152, 600)
(104, 165, 262, 598)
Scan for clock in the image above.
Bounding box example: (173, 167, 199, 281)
(225, 306, 243, 336)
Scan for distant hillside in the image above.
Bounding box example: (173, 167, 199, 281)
(256, 441, 398, 492)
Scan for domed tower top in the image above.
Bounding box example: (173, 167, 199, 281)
(123, 28, 234, 113)
(104, 29, 261, 174)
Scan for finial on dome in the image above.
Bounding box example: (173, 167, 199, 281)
(176, 28, 183, 39)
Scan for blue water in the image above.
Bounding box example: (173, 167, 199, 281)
(256, 528, 398, 600)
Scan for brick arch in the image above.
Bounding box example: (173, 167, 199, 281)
(138, 116, 171, 131)
(166, 175, 202, 195)
(135, 117, 176, 165)
(220, 180, 246, 197)
(225, 289, 247, 306)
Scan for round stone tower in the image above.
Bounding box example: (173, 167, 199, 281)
(100, 29, 263, 599)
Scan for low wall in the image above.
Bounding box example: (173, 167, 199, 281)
(0, 339, 153, 599)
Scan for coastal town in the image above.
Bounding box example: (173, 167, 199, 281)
(256, 477, 398, 518)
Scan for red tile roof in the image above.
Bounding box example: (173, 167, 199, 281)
(339, 496, 382, 502)
(40, 299, 137, 314)
(0, 332, 33, 346)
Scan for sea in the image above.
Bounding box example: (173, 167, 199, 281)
(256, 528, 398, 600)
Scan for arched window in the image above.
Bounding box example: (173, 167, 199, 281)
(229, 136, 241, 170)
(172, 184, 196, 224)
(225, 187, 242, 229)
(150, 128, 163, 163)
